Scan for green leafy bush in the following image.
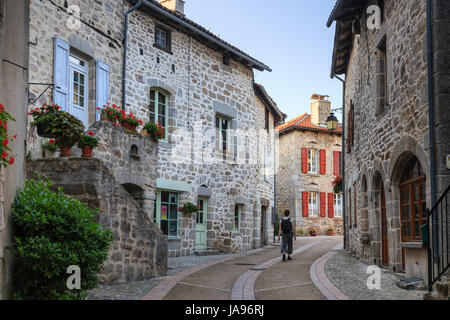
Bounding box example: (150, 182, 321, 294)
(274, 220, 280, 237)
(8, 179, 113, 300)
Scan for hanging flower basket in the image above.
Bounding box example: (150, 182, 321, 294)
(36, 122, 56, 139)
(179, 202, 201, 218)
(332, 176, 343, 194)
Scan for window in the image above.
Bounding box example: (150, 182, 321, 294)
(216, 115, 230, 160)
(149, 89, 167, 139)
(308, 192, 319, 217)
(376, 38, 388, 116)
(197, 199, 206, 225)
(155, 191, 178, 237)
(233, 205, 241, 231)
(307, 149, 318, 174)
(265, 108, 270, 131)
(347, 101, 355, 153)
(400, 157, 427, 242)
(154, 25, 171, 53)
(264, 143, 272, 182)
(348, 188, 352, 227)
(69, 54, 88, 128)
(334, 151, 342, 176)
(334, 194, 343, 218)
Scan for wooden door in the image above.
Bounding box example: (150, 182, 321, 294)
(195, 199, 207, 250)
(380, 184, 389, 267)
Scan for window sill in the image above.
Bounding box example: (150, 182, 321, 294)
(153, 43, 173, 55)
(400, 242, 424, 249)
(168, 236, 182, 241)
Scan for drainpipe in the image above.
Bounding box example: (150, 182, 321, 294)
(122, 0, 143, 111)
(426, 0, 438, 261)
(332, 74, 346, 249)
(274, 132, 277, 244)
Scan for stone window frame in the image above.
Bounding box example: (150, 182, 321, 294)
(307, 149, 319, 174)
(154, 24, 173, 55)
(334, 193, 343, 218)
(308, 192, 319, 217)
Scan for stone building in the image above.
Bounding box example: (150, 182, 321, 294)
(327, 0, 450, 285)
(276, 95, 343, 235)
(26, 0, 286, 262)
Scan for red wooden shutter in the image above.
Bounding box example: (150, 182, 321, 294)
(333, 151, 339, 176)
(328, 193, 334, 218)
(320, 149, 326, 175)
(320, 192, 326, 217)
(302, 192, 309, 217)
(301, 148, 308, 173)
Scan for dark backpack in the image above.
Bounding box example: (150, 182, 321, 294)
(281, 218, 292, 234)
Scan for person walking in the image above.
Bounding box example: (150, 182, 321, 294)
(278, 210, 296, 261)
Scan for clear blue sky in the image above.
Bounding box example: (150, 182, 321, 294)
(185, 0, 343, 122)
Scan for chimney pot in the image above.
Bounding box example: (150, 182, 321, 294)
(160, 0, 185, 15)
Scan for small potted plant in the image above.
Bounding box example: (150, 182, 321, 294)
(327, 228, 335, 236)
(77, 131, 99, 158)
(309, 228, 317, 237)
(50, 112, 85, 157)
(119, 112, 143, 132)
(42, 139, 58, 158)
(141, 121, 165, 141)
(332, 176, 343, 194)
(179, 202, 201, 218)
(97, 103, 123, 124)
(29, 104, 62, 138)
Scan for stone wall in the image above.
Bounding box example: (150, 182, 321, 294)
(342, 0, 432, 275)
(277, 128, 343, 235)
(26, 157, 167, 284)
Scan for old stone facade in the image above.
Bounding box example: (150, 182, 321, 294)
(327, 0, 450, 283)
(26, 155, 167, 284)
(26, 0, 285, 260)
(276, 96, 343, 235)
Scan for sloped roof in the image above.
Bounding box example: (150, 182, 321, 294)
(276, 113, 342, 135)
(254, 83, 287, 125)
(327, 0, 367, 76)
(128, 0, 271, 71)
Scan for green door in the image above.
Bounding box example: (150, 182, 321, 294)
(195, 199, 207, 250)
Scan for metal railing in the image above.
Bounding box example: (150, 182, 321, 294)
(427, 183, 450, 292)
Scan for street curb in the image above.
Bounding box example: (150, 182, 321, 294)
(140, 247, 267, 300)
(309, 242, 350, 300)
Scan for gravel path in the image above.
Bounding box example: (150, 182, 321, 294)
(324, 250, 424, 300)
(87, 253, 234, 300)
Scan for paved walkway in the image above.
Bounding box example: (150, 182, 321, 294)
(323, 250, 424, 300)
(143, 236, 341, 300)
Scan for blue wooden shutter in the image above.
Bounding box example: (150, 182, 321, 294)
(96, 60, 110, 121)
(53, 37, 69, 111)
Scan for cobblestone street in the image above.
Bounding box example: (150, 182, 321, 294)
(324, 250, 424, 300)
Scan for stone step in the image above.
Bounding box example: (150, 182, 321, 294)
(193, 250, 221, 256)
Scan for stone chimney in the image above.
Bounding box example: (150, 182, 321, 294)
(310, 94, 331, 127)
(159, 0, 185, 15)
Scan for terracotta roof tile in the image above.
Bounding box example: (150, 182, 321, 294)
(276, 114, 343, 134)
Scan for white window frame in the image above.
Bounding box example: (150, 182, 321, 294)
(149, 89, 168, 140)
(334, 193, 343, 218)
(68, 54, 89, 127)
(308, 192, 319, 217)
(308, 149, 318, 174)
